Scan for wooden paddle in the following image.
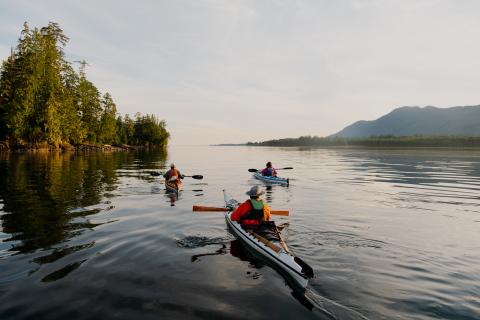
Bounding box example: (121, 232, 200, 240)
(248, 167, 293, 173)
(192, 205, 289, 216)
(251, 232, 282, 253)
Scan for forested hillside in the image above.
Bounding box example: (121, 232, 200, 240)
(0, 22, 169, 149)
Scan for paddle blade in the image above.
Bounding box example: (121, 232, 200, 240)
(294, 256, 314, 278)
(248, 168, 258, 172)
(193, 205, 228, 212)
(190, 175, 203, 180)
(278, 167, 294, 170)
(270, 210, 289, 216)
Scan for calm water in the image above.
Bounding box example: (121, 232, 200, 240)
(0, 146, 479, 319)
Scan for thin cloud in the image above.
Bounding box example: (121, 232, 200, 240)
(1, 0, 480, 145)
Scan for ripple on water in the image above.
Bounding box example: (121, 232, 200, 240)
(175, 235, 232, 249)
(1, 147, 480, 320)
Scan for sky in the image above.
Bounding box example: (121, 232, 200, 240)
(1, 0, 480, 145)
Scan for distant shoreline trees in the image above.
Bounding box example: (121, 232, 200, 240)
(247, 135, 480, 148)
(0, 22, 169, 150)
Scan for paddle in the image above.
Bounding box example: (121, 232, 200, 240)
(248, 167, 293, 173)
(192, 205, 289, 216)
(272, 224, 314, 278)
(183, 175, 203, 180)
(149, 172, 203, 180)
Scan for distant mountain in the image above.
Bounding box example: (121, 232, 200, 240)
(332, 105, 480, 137)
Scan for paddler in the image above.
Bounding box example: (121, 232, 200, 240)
(261, 162, 277, 177)
(231, 186, 271, 226)
(163, 163, 184, 185)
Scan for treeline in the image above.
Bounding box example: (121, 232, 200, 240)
(247, 135, 480, 148)
(0, 22, 169, 149)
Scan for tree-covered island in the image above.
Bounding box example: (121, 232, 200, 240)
(0, 22, 169, 151)
(247, 135, 480, 148)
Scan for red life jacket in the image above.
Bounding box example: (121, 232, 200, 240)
(240, 200, 265, 226)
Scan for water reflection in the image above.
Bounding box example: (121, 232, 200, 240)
(0, 149, 167, 265)
(177, 234, 316, 311)
(166, 191, 179, 206)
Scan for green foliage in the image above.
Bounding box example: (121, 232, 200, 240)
(0, 22, 169, 149)
(98, 93, 117, 144)
(113, 113, 169, 146)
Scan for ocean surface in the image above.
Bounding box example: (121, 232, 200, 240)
(0, 146, 479, 319)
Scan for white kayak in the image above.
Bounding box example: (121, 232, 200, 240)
(223, 190, 313, 289)
(253, 171, 289, 186)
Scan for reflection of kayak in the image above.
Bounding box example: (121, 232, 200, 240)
(253, 171, 289, 186)
(223, 190, 312, 290)
(165, 179, 183, 193)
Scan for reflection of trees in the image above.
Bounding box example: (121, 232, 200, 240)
(0, 149, 167, 254)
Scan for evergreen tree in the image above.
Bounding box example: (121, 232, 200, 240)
(0, 21, 169, 148)
(77, 76, 101, 143)
(60, 62, 85, 144)
(98, 93, 117, 144)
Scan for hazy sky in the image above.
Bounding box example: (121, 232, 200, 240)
(1, 0, 480, 145)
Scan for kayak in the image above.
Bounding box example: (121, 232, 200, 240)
(223, 190, 313, 289)
(253, 171, 289, 186)
(165, 179, 183, 193)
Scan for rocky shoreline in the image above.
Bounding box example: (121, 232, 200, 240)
(0, 141, 144, 152)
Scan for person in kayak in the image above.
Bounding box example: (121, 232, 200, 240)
(231, 186, 271, 225)
(163, 163, 184, 185)
(261, 162, 277, 177)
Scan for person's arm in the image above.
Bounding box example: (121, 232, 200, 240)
(272, 168, 277, 176)
(163, 170, 169, 178)
(231, 202, 250, 221)
(263, 203, 271, 221)
(177, 170, 184, 179)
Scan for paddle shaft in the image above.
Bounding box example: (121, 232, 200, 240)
(248, 167, 293, 173)
(273, 225, 291, 253)
(150, 172, 203, 179)
(183, 175, 203, 179)
(192, 205, 289, 216)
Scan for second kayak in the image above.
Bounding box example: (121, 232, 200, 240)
(253, 171, 289, 186)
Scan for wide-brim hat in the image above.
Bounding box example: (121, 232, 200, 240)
(246, 186, 265, 197)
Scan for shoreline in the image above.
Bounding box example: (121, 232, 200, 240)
(0, 142, 155, 153)
(214, 144, 480, 150)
